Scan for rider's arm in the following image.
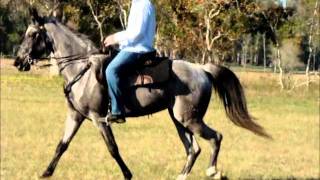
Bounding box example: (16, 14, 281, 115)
(113, 1, 153, 44)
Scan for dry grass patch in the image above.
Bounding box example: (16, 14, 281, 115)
(1, 64, 319, 179)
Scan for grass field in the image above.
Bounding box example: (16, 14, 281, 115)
(1, 59, 319, 179)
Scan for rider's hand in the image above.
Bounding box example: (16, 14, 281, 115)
(104, 34, 116, 47)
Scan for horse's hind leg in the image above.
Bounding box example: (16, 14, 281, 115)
(187, 121, 223, 179)
(41, 110, 84, 178)
(98, 122, 132, 180)
(169, 110, 201, 180)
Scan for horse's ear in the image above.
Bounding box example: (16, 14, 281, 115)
(29, 7, 43, 24)
(29, 7, 38, 22)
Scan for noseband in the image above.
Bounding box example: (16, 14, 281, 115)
(27, 54, 38, 65)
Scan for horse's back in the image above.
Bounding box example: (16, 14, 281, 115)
(171, 60, 211, 89)
(74, 58, 212, 119)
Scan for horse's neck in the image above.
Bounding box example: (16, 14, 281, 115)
(45, 23, 95, 82)
(47, 24, 91, 55)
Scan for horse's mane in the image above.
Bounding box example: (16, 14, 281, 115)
(70, 29, 98, 50)
(45, 17, 99, 54)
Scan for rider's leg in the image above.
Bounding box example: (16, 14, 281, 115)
(105, 50, 141, 121)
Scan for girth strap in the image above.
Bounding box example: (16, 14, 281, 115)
(64, 62, 92, 95)
(63, 62, 92, 118)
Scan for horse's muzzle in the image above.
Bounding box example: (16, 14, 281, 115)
(14, 56, 31, 71)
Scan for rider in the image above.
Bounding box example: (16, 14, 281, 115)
(103, 0, 156, 123)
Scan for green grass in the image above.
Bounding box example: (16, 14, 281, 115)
(1, 65, 319, 179)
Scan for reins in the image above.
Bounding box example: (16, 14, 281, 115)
(34, 52, 93, 115)
(53, 53, 95, 93)
(29, 54, 90, 69)
(21, 52, 93, 117)
(51, 53, 94, 118)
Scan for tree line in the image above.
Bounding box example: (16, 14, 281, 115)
(0, 0, 319, 72)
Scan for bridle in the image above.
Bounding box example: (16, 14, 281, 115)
(26, 55, 36, 65)
(24, 24, 94, 115)
(24, 24, 90, 69)
(24, 25, 54, 67)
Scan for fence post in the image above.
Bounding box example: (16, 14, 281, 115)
(49, 56, 59, 76)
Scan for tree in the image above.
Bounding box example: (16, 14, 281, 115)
(305, 0, 319, 87)
(0, 0, 29, 55)
(1, 0, 317, 84)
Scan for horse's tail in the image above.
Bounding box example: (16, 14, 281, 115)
(202, 63, 272, 139)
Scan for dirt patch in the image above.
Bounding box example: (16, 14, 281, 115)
(0, 58, 53, 75)
(0, 58, 15, 68)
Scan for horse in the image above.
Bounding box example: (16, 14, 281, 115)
(14, 8, 271, 180)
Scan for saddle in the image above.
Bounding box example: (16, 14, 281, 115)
(90, 51, 171, 88)
(128, 53, 171, 87)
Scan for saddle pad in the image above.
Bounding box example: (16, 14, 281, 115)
(128, 59, 171, 87)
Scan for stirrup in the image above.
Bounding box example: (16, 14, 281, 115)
(105, 113, 126, 124)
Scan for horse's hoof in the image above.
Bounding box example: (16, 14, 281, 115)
(176, 174, 188, 180)
(211, 171, 222, 179)
(124, 175, 132, 180)
(124, 171, 132, 180)
(206, 166, 222, 179)
(40, 171, 53, 178)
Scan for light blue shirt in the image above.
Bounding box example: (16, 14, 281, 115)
(278, 0, 287, 8)
(114, 0, 156, 53)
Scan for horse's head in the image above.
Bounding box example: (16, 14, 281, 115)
(14, 8, 54, 71)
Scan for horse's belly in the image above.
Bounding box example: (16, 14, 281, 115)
(123, 87, 168, 117)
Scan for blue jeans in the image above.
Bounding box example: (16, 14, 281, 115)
(105, 50, 144, 115)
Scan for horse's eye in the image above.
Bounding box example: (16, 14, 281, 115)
(31, 32, 39, 39)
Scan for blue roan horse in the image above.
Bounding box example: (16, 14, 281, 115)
(14, 8, 270, 180)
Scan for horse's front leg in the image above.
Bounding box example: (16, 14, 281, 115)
(98, 122, 132, 180)
(41, 110, 84, 178)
